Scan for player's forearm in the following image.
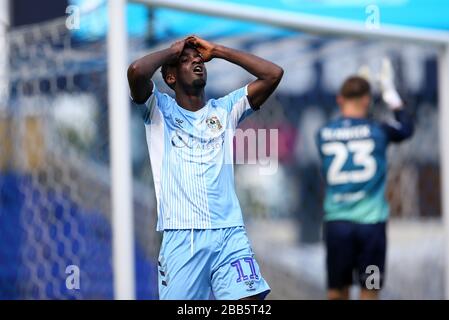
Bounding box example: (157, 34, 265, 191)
(384, 109, 414, 142)
(393, 109, 414, 138)
(127, 47, 178, 103)
(129, 47, 178, 78)
(213, 45, 283, 81)
(212, 45, 283, 108)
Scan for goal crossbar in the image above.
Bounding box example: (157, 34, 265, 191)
(133, 0, 449, 45)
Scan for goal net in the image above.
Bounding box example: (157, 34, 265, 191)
(0, 17, 158, 299)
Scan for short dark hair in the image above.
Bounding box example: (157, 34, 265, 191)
(160, 42, 197, 89)
(161, 61, 176, 89)
(339, 76, 371, 99)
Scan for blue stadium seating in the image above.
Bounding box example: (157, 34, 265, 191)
(0, 172, 158, 299)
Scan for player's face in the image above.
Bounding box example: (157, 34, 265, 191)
(175, 47, 207, 90)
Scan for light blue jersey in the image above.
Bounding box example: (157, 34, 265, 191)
(141, 82, 254, 231)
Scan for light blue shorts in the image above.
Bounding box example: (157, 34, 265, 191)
(157, 226, 270, 300)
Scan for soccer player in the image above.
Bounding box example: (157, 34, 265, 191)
(128, 36, 283, 300)
(316, 61, 414, 300)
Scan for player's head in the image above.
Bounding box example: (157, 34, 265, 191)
(337, 76, 372, 118)
(161, 43, 207, 93)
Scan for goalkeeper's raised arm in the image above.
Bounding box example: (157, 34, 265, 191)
(379, 58, 414, 142)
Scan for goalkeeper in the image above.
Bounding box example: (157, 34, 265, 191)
(316, 59, 414, 300)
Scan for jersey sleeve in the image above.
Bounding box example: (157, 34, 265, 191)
(130, 80, 173, 124)
(315, 128, 324, 158)
(215, 85, 254, 128)
(381, 109, 414, 143)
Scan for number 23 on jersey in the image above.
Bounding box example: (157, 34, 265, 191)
(321, 139, 377, 185)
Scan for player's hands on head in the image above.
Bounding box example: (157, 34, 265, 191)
(186, 35, 216, 62)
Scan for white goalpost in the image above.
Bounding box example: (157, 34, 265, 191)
(108, 0, 135, 300)
(438, 39, 449, 301)
(0, 0, 9, 111)
(109, 0, 449, 299)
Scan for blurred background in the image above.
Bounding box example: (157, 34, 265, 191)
(0, 0, 448, 299)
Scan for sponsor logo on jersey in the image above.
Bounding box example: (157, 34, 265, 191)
(171, 129, 225, 151)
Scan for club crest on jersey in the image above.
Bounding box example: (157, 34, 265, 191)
(206, 116, 222, 133)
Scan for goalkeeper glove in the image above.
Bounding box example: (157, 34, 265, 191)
(379, 57, 403, 110)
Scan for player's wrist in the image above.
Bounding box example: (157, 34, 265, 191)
(164, 47, 181, 63)
(212, 44, 227, 59)
(382, 88, 403, 110)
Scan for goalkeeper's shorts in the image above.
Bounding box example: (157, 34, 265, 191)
(157, 226, 270, 300)
(325, 220, 387, 290)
